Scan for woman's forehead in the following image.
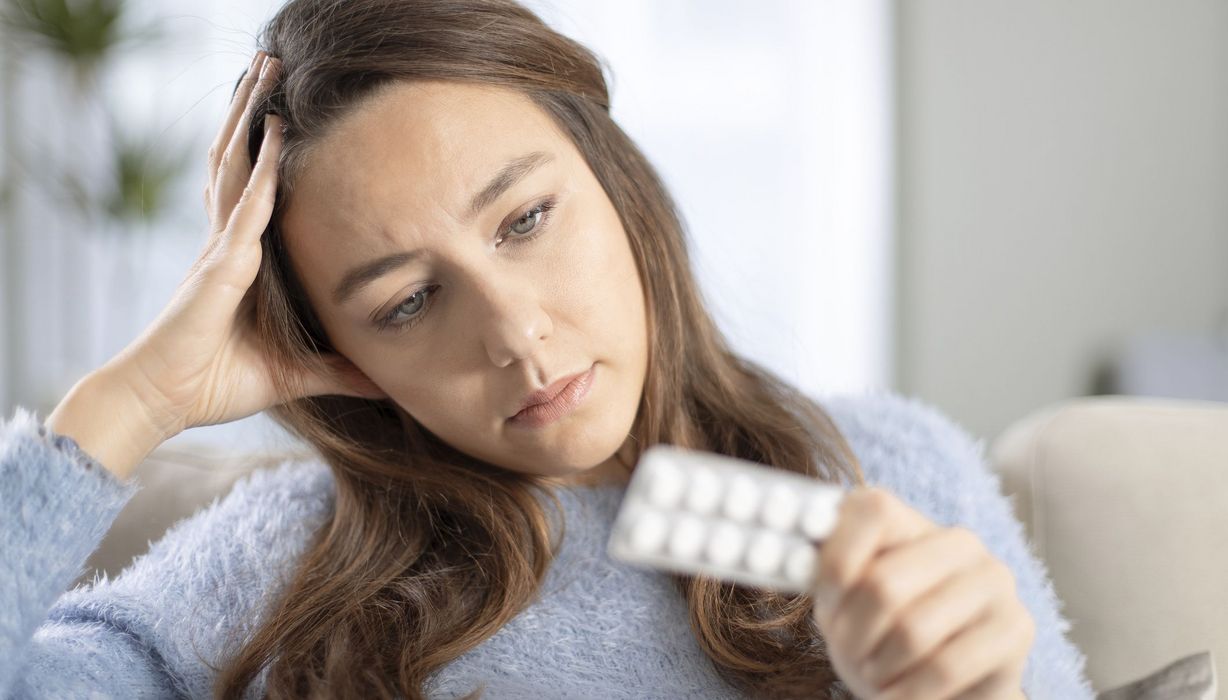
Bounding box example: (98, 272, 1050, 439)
(288, 82, 568, 218)
(279, 81, 578, 295)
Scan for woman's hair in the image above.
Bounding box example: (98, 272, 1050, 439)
(210, 0, 867, 697)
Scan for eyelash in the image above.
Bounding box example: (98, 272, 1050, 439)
(375, 197, 558, 334)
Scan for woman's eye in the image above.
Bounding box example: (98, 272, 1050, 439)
(376, 198, 556, 335)
(504, 198, 556, 240)
(377, 286, 434, 332)
(509, 208, 542, 236)
(395, 290, 427, 316)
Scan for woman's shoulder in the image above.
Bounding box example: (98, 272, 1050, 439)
(814, 388, 995, 525)
(211, 452, 337, 520)
(139, 453, 337, 561)
(817, 388, 986, 461)
(126, 452, 337, 583)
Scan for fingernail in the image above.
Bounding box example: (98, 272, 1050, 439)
(259, 56, 273, 79)
(250, 55, 266, 83)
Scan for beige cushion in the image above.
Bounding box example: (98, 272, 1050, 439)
(989, 396, 1228, 694)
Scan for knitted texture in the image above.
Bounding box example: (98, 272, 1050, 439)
(0, 391, 1094, 698)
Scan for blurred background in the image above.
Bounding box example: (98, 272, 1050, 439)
(1, 0, 1225, 457)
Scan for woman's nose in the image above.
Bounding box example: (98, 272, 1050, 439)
(473, 276, 554, 367)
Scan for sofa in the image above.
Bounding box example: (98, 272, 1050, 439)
(990, 395, 1223, 697)
(73, 394, 1225, 697)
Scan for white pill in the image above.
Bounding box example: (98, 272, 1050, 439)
(629, 509, 669, 554)
(760, 482, 801, 531)
(617, 497, 645, 529)
(706, 520, 746, 568)
(722, 473, 760, 522)
(645, 460, 685, 509)
(686, 466, 722, 515)
(668, 513, 707, 560)
(783, 542, 818, 588)
(746, 530, 785, 576)
(799, 489, 842, 540)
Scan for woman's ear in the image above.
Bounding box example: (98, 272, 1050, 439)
(305, 353, 390, 400)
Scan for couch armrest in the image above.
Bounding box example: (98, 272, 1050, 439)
(989, 395, 1228, 693)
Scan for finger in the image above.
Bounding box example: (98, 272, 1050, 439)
(220, 55, 276, 180)
(861, 549, 1003, 690)
(212, 51, 263, 163)
(297, 354, 389, 401)
(877, 606, 1032, 700)
(209, 52, 266, 176)
(812, 487, 937, 622)
(949, 668, 1024, 700)
(223, 114, 282, 244)
(826, 526, 988, 667)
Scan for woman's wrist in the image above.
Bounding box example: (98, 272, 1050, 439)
(45, 368, 178, 483)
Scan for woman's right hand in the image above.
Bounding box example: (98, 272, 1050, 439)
(98, 50, 386, 441)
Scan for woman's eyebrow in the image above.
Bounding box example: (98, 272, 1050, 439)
(467, 150, 552, 218)
(330, 150, 554, 307)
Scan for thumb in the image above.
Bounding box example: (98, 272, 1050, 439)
(811, 487, 936, 621)
(298, 353, 389, 400)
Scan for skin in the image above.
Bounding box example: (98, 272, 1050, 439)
(279, 80, 648, 488)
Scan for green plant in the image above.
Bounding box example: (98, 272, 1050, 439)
(1, 0, 163, 87)
(0, 0, 198, 410)
(103, 120, 196, 225)
(0, 0, 191, 229)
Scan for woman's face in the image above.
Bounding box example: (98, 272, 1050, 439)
(281, 81, 648, 486)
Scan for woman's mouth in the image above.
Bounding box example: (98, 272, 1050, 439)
(508, 363, 596, 429)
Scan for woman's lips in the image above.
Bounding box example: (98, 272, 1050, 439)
(509, 363, 595, 429)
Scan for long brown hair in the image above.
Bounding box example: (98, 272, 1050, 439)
(211, 0, 867, 697)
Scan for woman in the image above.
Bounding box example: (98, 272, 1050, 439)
(1, 0, 1093, 698)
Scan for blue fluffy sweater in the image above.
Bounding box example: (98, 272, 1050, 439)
(0, 390, 1095, 698)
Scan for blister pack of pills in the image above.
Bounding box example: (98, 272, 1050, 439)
(607, 444, 847, 594)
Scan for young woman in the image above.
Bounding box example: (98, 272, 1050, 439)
(2, 0, 1093, 698)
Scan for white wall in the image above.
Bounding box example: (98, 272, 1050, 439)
(1, 1, 894, 454)
(524, 0, 896, 399)
(0, 32, 12, 412)
(896, 0, 1228, 441)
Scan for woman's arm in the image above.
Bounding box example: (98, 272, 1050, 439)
(1, 399, 335, 698)
(44, 367, 178, 483)
(42, 443, 336, 698)
(0, 406, 178, 696)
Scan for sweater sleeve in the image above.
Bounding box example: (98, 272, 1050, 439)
(1, 403, 336, 699)
(823, 390, 1097, 700)
(43, 435, 337, 699)
(0, 406, 181, 697)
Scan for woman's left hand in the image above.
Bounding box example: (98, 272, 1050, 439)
(810, 486, 1034, 700)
